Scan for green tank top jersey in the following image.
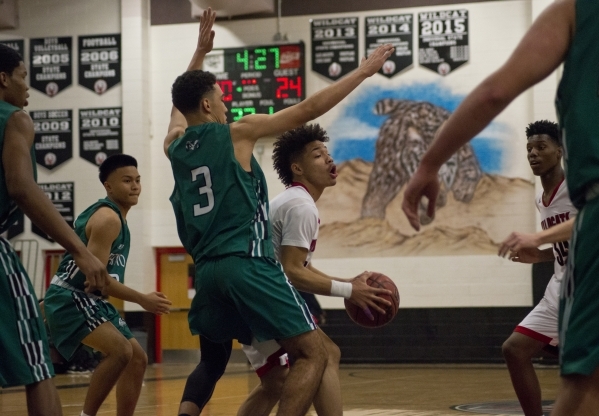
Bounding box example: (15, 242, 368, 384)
(169, 123, 274, 262)
(0, 101, 37, 233)
(556, 0, 599, 208)
(53, 198, 130, 291)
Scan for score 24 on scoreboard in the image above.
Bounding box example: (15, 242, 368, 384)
(202, 42, 305, 121)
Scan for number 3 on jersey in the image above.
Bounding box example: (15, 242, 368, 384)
(191, 166, 214, 216)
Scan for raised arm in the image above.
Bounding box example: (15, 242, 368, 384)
(402, 0, 575, 230)
(229, 43, 394, 147)
(164, 8, 216, 157)
(3, 111, 110, 293)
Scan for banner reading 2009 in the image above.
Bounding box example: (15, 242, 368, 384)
(79, 107, 123, 166)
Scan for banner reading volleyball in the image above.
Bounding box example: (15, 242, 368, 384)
(29, 37, 72, 97)
(78, 34, 121, 94)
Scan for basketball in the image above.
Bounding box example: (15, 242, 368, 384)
(344, 272, 400, 328)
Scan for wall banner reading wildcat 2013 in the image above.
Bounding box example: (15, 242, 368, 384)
(365, 14, 413, 78)
(32, 182, 74, 242)
(79, 107, 123, 166)
(418, 9, 469, 76)
(78, 34, 121, 95)
(311, 17, 359, 81)
(31, 109, 73, 170)
(30, 37, 72, 97)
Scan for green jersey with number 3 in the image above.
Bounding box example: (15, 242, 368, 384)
(168, 123, 274, 262)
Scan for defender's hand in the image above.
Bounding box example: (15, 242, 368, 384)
(509, 247, 543, 264)
(197, 7, 216, 54)
(402, 166, 439, 231)
(75, 250, 111, 294)
(141, 292, 172, 315)
(358, 44, 395, 77)
(498, 231, 541, 258)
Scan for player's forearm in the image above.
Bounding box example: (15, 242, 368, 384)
(10, 182, 88, 256)
(285, 265, 334, 296)
(103, 279, 143, 304)
(536, 218, 574, 246)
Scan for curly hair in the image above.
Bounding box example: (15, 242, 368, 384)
(171, 70, 216, 115)
(272, 124, 329, 187)
(99, 154, 138, 183)
(526, 120, 561, 146)
(0, 44, 23, 76)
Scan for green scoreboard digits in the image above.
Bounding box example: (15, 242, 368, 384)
(203, 43, 305, 121)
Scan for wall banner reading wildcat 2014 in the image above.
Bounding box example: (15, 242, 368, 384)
(79, 107, 123, 166)
(31, 109, 73, 170)
(365, 14, 413, 78)
(311, 17, 359, 81)
(32, 182, 74, 242)
(78, 34, 121, 95)
(29, 37, 72, 97)
(418, 9, 469, 76)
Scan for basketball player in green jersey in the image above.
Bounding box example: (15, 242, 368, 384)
(0, 44, 109, 416)
(164, 8, 394, 416)
(44, 154, 171, 416)
(402, 0, 599, 414)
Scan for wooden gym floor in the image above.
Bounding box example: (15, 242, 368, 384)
(0, 362, 559, 415)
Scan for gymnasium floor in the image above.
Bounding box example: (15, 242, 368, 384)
(0, 362, 559, 415)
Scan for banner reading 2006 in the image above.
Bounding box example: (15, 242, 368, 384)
(79, 107, 122, 166)
(78, 34, 121, 95)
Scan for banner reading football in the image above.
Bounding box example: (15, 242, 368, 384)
(418, 9, 469, 76)
(30, 37, 72, 97)
(31, 109, 73, 170)
(78, 34, 121, 95)
(365, 14, 413, 78)
(79, 107, 123, 166)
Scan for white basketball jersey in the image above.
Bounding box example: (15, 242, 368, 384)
(269, 183, 319, 265)
(535, 179, 577, 282)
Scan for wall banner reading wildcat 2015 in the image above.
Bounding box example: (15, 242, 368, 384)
(30, 37, 72, 97)
(79, 107, 123, 166)
(32, 182, 74, 242)
(365, 14, 413, 78)
(78, 34, 121, 95)
(311, 17, 359, 81)
(418, 9, 469, 76)
(31, 109, 73, 170)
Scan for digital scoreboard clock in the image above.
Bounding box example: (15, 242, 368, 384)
(202, 42, 305, 121)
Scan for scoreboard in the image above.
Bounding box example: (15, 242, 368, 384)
(202, 42, 305, 121)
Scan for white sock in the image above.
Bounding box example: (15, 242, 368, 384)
(81, 412, 92, 416)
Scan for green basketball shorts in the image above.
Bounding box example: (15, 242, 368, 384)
(559, 193, 599, 375)
(189, 256, 316, 345)
(0, 237, 54, 387)
(44, 281, 133, 361)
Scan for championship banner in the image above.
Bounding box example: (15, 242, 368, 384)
(30, 37, 72, 97)
(365, 14, 413, 78)
(79, 107, 122, 166)
(0, 39, 25, 57)
(32, 182, 74, 242)
(311, 17, 358, 81)
(78, 34, 121, 95)
(418, 9, 469, 76)
(31, 109, 73, 170)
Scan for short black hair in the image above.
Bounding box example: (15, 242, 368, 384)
(99, 154, 138, 183)
(272, 124, 329, 187)
(0, 44, 23, 76)
(171, 70, 217, 115)
(526, 120, 561, 146)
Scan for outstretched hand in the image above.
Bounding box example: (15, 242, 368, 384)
(402, 165, 439, 231)
(359, 44, 395, 77)
(347, 271, 393, 321)
(141, 292, 172, 315)
(197, 7, 216, 55)
(498, 231, 540, 258)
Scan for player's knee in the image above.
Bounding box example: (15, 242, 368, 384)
(502, 337, 524, 361)
(326, 341, 341, 366)
(111, 338, 133, 367)
(261, 367, 287, 399)
(131, 346, 148, 372)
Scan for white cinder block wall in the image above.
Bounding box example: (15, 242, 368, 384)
(2, 0, 559, 310)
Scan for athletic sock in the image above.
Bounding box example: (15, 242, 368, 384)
(81, 412, 92, 416)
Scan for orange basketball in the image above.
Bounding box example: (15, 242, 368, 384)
(344, 273, 400, 328)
